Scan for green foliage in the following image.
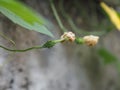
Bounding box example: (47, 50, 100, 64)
(0, 0, 53, 37)
(98, 48, 117, 64)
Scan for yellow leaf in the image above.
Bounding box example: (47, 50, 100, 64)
(100, 2, 120, 30)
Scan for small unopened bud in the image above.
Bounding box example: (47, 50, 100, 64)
(42, 41, 56, 48)
(83, 35, 99, 46)
(61, 32, 75, 42)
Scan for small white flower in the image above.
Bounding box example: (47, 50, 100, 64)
(61, 32, 75, 42)
(83, 35, 99, 46)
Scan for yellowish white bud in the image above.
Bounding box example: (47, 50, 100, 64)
(83, 35, 99, 46)
(61, 32, 75, 42)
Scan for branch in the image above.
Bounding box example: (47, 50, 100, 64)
(0, 32, 99, 52)
(0, 31, 15, 45)
(0, 39, 65, 52)
(49, 0, 67, 32)
(59, 0, 108, 36)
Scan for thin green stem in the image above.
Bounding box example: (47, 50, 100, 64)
(0, 45, 42, 52)
(0, 31, 15, 45)
(54, 39, 65, 43)
(59, 0, 81, 33)
(59, 0, 108, 36)
(0, 38, 65, 52)
(49, 0, 67, 32)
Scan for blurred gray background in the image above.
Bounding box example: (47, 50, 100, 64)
(0, 0, 120, 90)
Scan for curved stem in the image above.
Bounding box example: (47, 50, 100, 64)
(0, 45, 42, 52)
(49, 0, 67, 32)
(59, 0, 108, 36)
(0, 38, 65, 52)
(0, 31, 15, 45)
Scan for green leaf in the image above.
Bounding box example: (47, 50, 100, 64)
(98, 48, 117, 64)
(0, 0, 53, 37)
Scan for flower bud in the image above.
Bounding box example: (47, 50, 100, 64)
(61, 32, 75, 42)
(83, 35, 99, 46)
